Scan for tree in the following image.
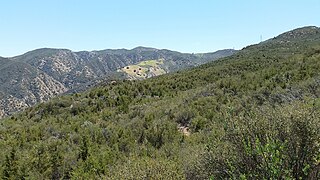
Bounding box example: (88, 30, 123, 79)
(2, 148, 18, 180)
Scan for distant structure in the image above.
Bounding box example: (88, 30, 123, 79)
(260, 35, 263, 42)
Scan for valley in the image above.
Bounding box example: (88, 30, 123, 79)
(0, 26, 319, 179)
(0, 48, 236, 118)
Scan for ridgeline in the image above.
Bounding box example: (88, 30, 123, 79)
(1, 26, 320, 179)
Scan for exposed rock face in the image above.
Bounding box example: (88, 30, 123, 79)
(12, 48, 237, 89)
(0, 47, 237, 118)
(0, 77, 67, 118)
(0, 58, 67, 118)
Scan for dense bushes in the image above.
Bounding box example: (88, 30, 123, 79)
(0, 32, 320, 179)
(222, 102, 320, 179)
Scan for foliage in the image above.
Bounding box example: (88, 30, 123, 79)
(0, 26, 320, 179)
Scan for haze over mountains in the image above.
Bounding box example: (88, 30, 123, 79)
(0, 47, 236, 118)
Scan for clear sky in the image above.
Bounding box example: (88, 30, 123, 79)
(0, 0, 319, 57)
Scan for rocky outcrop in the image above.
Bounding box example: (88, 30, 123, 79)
(0, 47, 237, 118)
(0, 60, 67, 118)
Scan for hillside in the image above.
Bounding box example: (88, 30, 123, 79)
(0, 48, 236, 118)
(12, 47, 236, 88)
(0, 26, 320, 179)
(0, 58, 67, 118)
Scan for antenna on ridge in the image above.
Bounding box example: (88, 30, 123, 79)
(260, 35, 262, 43)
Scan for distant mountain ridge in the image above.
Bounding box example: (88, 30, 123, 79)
(1, 26, 320, 179)
(0, 57, 67, 117)
(11, 47, 236, 88)
(0, 47, 237, 118)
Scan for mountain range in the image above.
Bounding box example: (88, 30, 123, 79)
(1, 26, 319, 179)
(0, 47, 236, 118)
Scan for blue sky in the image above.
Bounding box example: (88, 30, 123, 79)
(0, 0, 319, 57)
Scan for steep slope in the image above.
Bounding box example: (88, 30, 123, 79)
(1, 26, 319, 179)
(271, 26, 320, 42)
(11, 48, 95, 88)
(12, 47, 236, 89)
(0, 48, 235, 117)
(0, 58, 67, 117)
